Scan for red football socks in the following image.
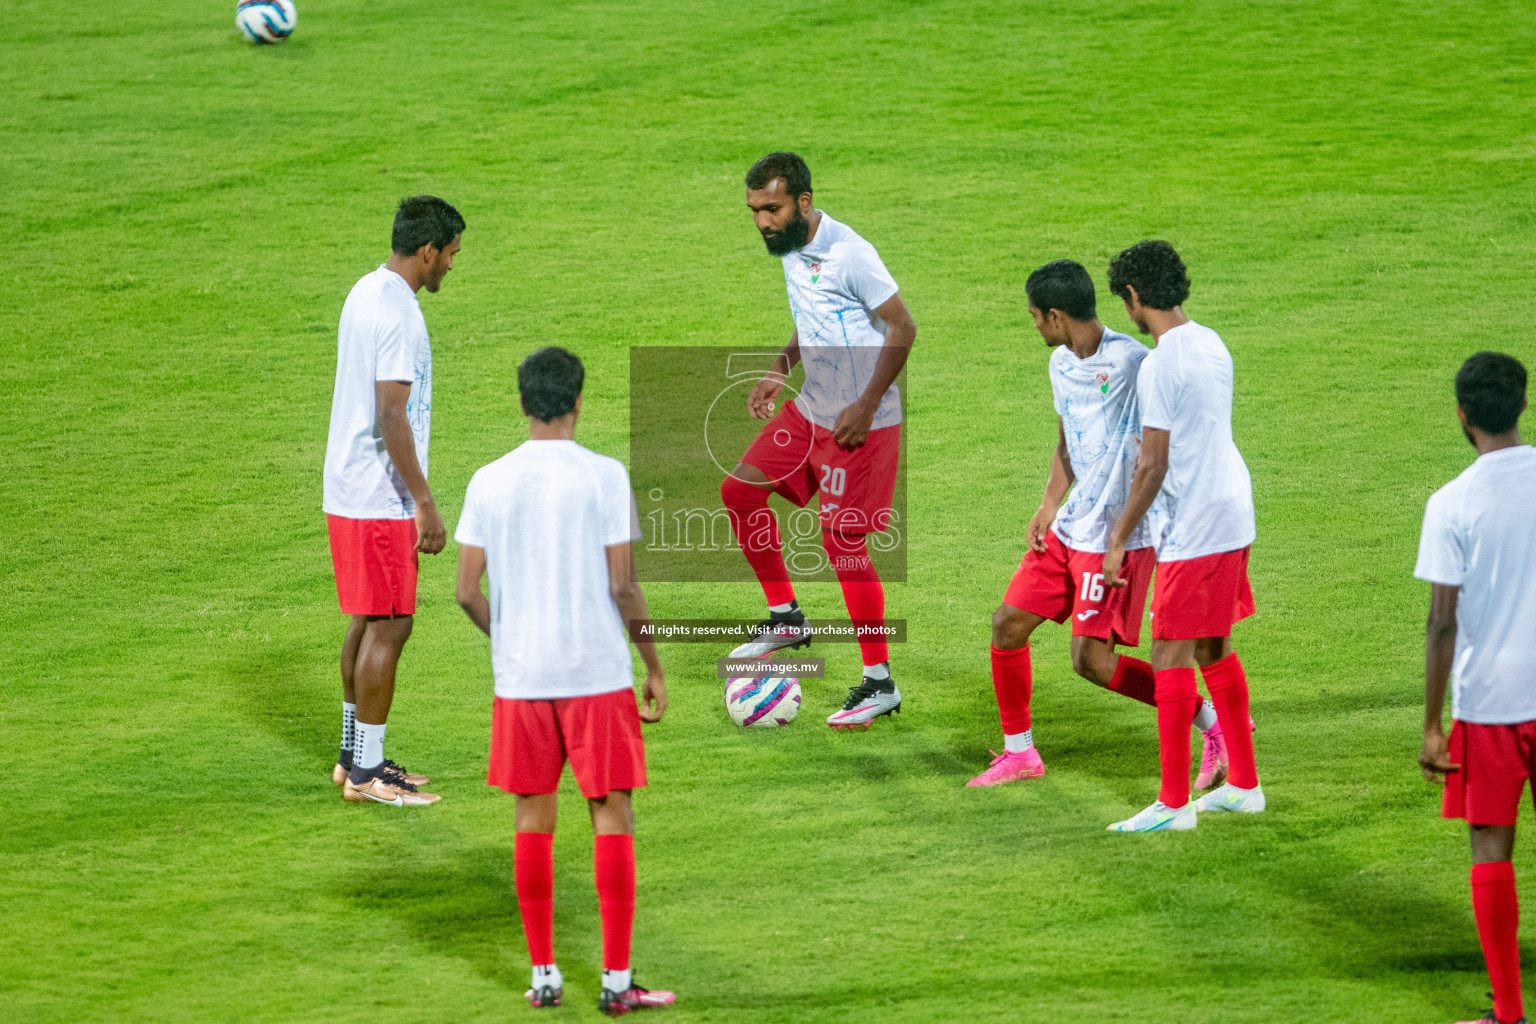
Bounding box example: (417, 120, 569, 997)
(1107, 655, 1157, 707)
(823, 530, 888, 666)
(1201, 653, 1259, 789)
(514, 831, 555, 966)
(594, 834, 636, 972)
(1154, 667, 1200, 808)
(990, 643, 1032, 734)
(721, 476, 795, 607)
(1472, 860, 1524, 1024)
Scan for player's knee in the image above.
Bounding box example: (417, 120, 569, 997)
(720, 473, 766, 510)
(1071, 645, 1111, 686)
(992, 605, 1026, 647)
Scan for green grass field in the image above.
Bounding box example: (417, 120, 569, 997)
(5, 1, 1536, 1021)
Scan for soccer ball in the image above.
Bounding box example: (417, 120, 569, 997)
(236, 0, 297, 44)
(724, 675, 802, 727)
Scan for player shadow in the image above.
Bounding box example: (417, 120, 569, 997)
(334, 838, 602, 995)
(210, 630, 337, 772)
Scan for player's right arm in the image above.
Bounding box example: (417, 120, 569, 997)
(606, 540, 667, 723)
(1102, 427, 1168, 587)
(1419, 584, 1461, 781)
(747, 331, 800, 419)
(454, 543, 491, 635)
(377, 379, 446, 554)
(1026, 417, 1075, 554)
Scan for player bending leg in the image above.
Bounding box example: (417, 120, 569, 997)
(454, 348, 675, 1016)
(1101, 241, 1262, 833)
(1416, 353, 1533, 1024)
(323, 196, 464, 806)
(722, 152, 916, 730)
(969, 260, 1226, 787)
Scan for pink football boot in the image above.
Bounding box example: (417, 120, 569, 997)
(966, 748, 1046, 786)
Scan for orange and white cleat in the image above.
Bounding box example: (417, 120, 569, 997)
(343, 765, 440, 806)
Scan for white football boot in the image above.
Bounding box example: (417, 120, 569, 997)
(827, 673, 902, 730)
(1194, 782, 1266, 814)
(729, 606, 813, 659)
(1107, 800, 1197, 833)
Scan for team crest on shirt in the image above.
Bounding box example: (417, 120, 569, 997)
(1094, 371, 1110, 393)
(809, 261, 822, 284)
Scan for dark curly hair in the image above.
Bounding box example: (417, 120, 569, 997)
(391, 195, 465, 256)
(745, 152, 812, 197)
(1026, 259, 1097, 321)
(518, 347, 585, 422)
(1456, 351, 1527, 434)
(1108, 240, 1190, 311)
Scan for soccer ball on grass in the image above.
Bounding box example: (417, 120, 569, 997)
(236, 0, 297, 44)
(724, 675, 802, 727)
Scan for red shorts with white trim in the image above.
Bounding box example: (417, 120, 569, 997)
(487, 688, 647, 799)
(326, 514, 418, 616)
(1150, 546, 1255, 641)
(1442, 719, 1536, 826)
(1002, 532, 1155, 647)
(739, 400, 900, 535)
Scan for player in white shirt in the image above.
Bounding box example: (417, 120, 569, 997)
(968, 260, 1226, 787)
(722, 152, 918, 730)
(454, 348, 675, 1017)
(1100, 241, 1262, 833)
(1415, 353, 1534, 1024)
(322, 196, 463, 807)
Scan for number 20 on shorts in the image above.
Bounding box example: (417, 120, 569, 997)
(819, 464, 846, 496)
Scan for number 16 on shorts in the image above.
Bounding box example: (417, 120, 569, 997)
(1079, 572, 1104, 603)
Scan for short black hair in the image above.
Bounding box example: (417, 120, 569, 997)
(391, 195, 465, 256)
(1026, 260, 1097, 321)
(1108, 240, 1190, 311)
(1456, 351, 1527, 434)
(518, 347, 584, 422)
(745, 152, 812, 197)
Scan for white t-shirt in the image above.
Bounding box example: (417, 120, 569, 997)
(455, 440, 643, 701)
(781, 211, 903, 430)
(1049, 328, 1155, 553)
(1136, 320, 1255, 561)
(323, 266, 432, 520)
(1414, 445, 1536, 724)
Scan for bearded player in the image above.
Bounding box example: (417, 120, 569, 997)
(969, 259, 1229, 787)
(1416, 353, 1534, 1024)
(722, 152, 916, 730)
(1101, 240, 1263, 833)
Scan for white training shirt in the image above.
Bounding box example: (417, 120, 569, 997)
(1136, 320, 1255, 561)
(782, 211, 903, 430)
(1414, 444, 1536, 724)
(323, 266, 432, 520)
(455, 440, 643, 701)
(1049, 328, 1155, 553)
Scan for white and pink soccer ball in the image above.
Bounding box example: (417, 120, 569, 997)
(236, 0, 297, 44)
(724, 675, 802, 728)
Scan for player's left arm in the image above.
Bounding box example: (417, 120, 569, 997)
(454, 543, 492, 636)
(1419, 583, 1460, 781)
(831, 292, 916, 448)
(1102, 427, 1168, 587)
(606, 540, 667, 723)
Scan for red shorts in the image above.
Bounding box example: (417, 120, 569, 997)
(487, 688, 647, 799)
(1003, 532, 1155, 647)
(1442, 720, 1536, 826)
(739, 400, 900, 534)
(1150, 546, 1255, 641)
(326, 514, 418, 616)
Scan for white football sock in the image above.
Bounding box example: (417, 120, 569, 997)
(602, 968, 631, 993)
(341, 702, 357, 753)
(1004, 729, 1034, 753)
(863, 661, 890, 681)
(769, 601, 796, 615)
(532, 964, 562, 990)
(356, 721, 386, 770)
(1193, 700, 1218, 733)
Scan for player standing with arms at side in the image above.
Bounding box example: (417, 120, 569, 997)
(323, 195, 463, 806)
(455, 348, 675, 1016)
(1416, 353, 1534, 1024)
(1100, 240, 1262, 832)
(723, 152, 917, 730)
(969, 260, 1228, 787)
